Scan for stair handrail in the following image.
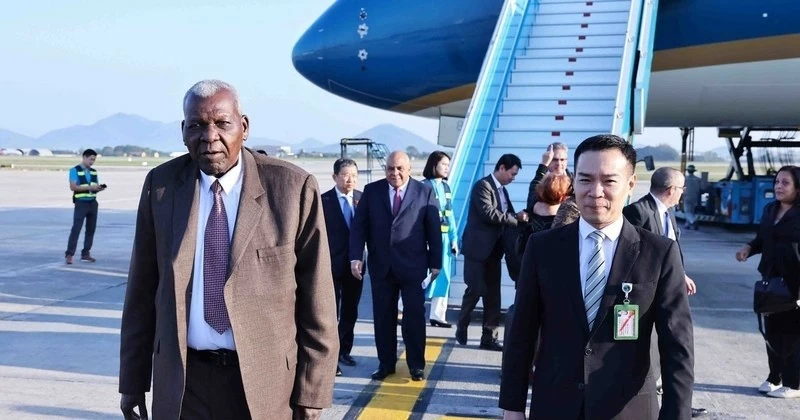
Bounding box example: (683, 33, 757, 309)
(632, 0, 659, 134)
(610, 0, 646, 137)
(449, 0, 534, 240)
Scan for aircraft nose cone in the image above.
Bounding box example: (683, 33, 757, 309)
(292, 26, 326, 88)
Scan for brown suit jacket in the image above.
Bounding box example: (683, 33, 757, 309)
(119, 148, 339, 419)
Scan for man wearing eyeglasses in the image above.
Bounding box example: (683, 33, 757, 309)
(623, 166, 707, 418)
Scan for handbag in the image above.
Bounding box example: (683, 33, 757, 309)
(753, 276, 799, 315)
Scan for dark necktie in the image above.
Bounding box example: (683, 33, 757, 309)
(392, 188, 401, 217)
(342, 196, 353, 229)
(204, 180, 231, 334)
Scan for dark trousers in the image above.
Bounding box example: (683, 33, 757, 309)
(371, 270, 426, 370)
(334, 272, 363, 356)
(765, 317, 800, 388)
(181, 351, 251, 419)
(65, 200, 98, 257)
(458, 244, 503, 345)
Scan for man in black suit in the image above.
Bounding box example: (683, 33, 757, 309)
(322, 158, 364, 377)
(526, 142, 570, 211)
(457, 154, 529, 351)
(623, 167, 706, 418)
(350, 151, 443, 381)
(500, 135, 694, 420)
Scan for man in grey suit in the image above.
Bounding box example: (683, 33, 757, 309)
(456, 154, 528, 351)
(118, 80, 339, 420)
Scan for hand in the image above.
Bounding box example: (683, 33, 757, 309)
(292, 406, 322, 420)
(120, 393, 148, 420)
(90, 185, 102, 192)
(430, 268, 440, 280)
(504, 410, 526, 420)
(351, 261, 363, 280)
(541, 144, 554, 167)
(516, 211, 529, 223)
(735, 245, 751, 262)
(684, 275, 697, 296)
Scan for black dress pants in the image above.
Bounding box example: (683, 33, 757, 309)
(371, 270, 426, 370)
(334, 272, 364, 356)
(458, 243, 503, 345)
(181, 350, 251, 419)
(765, 314, 800, 389)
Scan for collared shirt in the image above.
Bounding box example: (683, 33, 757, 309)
(336, 187, 354, 220)
(650, 193, 676, 240)
(388, 180, 409, 205)
(491, 173, 508, 213)
(188, 151, 243, 351)
(578, 216, 624, 296)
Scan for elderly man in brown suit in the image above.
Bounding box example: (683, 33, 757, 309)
(118, 79, 339, 420)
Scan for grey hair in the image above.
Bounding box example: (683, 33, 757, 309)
(551, 142, 568, 152)
(650, 167, 683, 193)
(183, 79, 242, 114)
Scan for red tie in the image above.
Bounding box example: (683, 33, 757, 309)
(392, 188, 401, 217)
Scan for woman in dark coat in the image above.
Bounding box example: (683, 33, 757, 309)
(736, 165, 800, 398)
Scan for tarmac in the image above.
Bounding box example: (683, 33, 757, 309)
(1, 161, 799, 419)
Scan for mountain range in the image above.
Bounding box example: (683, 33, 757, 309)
(0, 113, 441, 154)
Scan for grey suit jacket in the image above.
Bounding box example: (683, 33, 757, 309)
(119, 148, 339, 419)
(461, 175, 518, 261)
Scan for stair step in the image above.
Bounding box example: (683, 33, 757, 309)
(487, 147, 567, 167)
(506, 84, 617, 100)
(528, 22, 628, 37)
(521, 47, 622, 59)
(525, 34, 627, 49)
(538, 1, 632, 14)
(492, 129, 606, 146)
(533, 11, 630, 25)
(497, 114, 613, 131)
(510, 70, 619, 85)
(501, 98, 616, 114)
(514, 56, 621, 71)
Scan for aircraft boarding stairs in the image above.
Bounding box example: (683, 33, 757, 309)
(446, 0, 659, 310)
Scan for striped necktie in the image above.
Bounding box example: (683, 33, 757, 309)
(584, 230, 606, 331)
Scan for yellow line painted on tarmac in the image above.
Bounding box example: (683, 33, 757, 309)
(358, 337, 447, 419)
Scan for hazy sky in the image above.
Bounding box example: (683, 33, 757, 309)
(1, 0, 722, 151)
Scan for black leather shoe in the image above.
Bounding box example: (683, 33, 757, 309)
(430, 320, 452, 328)
(691, 408, 708, 418)
(455, 328, 467, 345)
(336, 365, 342, 376)
(479, 341, 503, 351)
(410, 369, 424, 381)
(339, 354, 356, 366)
(371, 367, 396, 381)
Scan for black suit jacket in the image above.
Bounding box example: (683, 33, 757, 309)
(349, 178, 442, 283)
(322, 188, 363, 279)
(623, 194, 682, 262)
(461, 175, 518, 261)
(500, 220, 694, 420)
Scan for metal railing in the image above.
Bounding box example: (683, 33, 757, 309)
(448, 0, 536, 241)
(610, 0, 646, 138)
(633, 0, 659, 135)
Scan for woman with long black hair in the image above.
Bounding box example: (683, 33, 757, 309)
(736, 165, 800, 399)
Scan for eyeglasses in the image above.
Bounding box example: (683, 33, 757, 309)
(671, 185, 687, 191)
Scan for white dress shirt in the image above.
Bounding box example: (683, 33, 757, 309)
(336, 187, 354, 217)
(578, 216, 624, 296)
(187, 151, 243, 350)
(491, 173, 507, 213)
(650, 193, 676, 240)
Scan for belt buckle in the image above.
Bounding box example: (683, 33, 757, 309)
(209, 349, 228, 366)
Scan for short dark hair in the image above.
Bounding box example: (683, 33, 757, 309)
(650, 167, 682, 194)
(494, 154, 522, 172)
(82, 149, 97, 158)
(574, 134, 637, 174)
(776, 165, 800, 206)
(422, 150, 451, 179)
(256, 149, 268, 156)
(333, 158, 358, 175)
